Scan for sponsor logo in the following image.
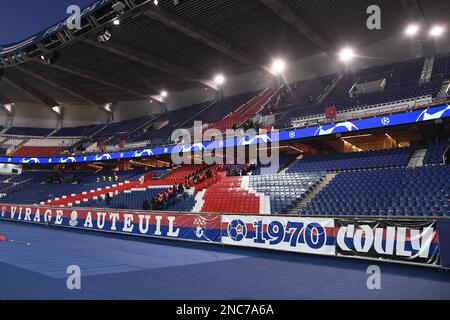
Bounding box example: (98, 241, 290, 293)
(381, 117, 390, 125)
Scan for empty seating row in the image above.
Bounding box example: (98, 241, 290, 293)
(302, 166, 450, 217)
(288, 148, 412, 173)
(248, 172, 325, 214)
(423, 142, 450, 165)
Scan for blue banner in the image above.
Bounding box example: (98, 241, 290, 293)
(1, 104, 449, 164)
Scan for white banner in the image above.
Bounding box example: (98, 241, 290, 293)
(222, 216, 335, 256)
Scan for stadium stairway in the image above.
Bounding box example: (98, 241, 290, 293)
(407, 149, 427, 167)
(290, 173, 337, 214)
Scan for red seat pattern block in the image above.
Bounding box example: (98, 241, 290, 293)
(12, 146, 63, 157)
(200, 176, 260, 214)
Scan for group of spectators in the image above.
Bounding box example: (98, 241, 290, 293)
(141, 166, 219, 211)
(143, 184, 187, 211)
(95, 173, 119, 183)
(47, 176, 64, 184)
(226, 162, 257, 176)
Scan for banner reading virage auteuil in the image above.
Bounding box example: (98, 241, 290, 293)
(0, 205, 221, 243)
(335, 219, 440, 265)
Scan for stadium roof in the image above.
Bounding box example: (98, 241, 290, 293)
(0, 0, 449, 106)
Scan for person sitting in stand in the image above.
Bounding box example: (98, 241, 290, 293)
(105, 193, 112, 206)
(142, 200, 150, 211)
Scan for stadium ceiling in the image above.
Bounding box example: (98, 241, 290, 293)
(0, 0, 449, 106)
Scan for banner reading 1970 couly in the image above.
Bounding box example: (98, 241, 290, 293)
(0, 204, 222, 243)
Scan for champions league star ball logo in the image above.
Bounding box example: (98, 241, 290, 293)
(69, 211, 78, 227)
(381, 117, 390, 125)
(227, 219, 247, 242)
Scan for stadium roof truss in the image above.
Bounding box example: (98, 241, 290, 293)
(0, 0, 448, 106)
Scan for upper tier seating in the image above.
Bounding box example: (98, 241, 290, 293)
(53, 124, 105, 137)
(12, 146, 62, 157)
(302, 165, 450, 217)
(287, 148, 412, 173)
(5, 127, 53, 136)
(248, 172, 325, 214)
(275, 56, 446, 128)
(423, 142, 450, 165)
(10, 138, 81, 157)
(207, 89, 275, 133)
(432, 53, 450, 79)
(193, 92, 258, 124)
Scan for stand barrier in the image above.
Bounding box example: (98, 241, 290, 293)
(0, 204, 448, 268)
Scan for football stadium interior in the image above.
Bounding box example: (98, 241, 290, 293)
(0, 0, 450, 300)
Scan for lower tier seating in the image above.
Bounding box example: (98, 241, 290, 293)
(199, 174, 261, 214)
(288, 148, 412, 173)
(302, 165, 450, 217)
(247, 172, 325, 214)
(423, 142, 450, 165)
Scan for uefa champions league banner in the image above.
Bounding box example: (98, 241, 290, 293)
(1, 104, 449, 165)
(221, 216, 336, 256)
(335, 219, 440, 265)
(0, 204, 222, 243)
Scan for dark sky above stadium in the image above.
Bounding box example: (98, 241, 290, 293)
(0, 0, 95, 44)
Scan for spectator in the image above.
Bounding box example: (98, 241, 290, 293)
(105, 193, 112, 206)
(142, 200, 150, 211)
